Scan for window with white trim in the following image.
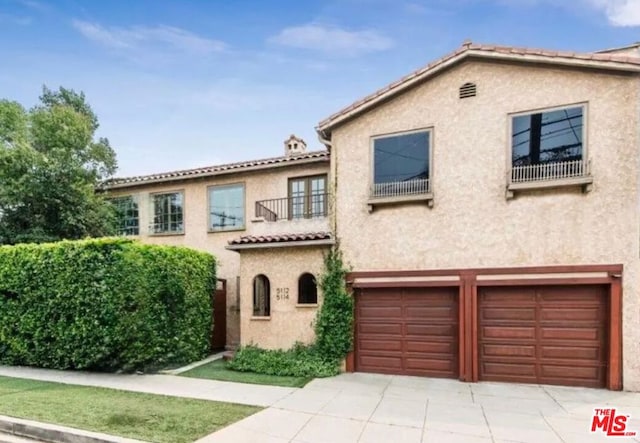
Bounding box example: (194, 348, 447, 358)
(151, 192, 184, 234)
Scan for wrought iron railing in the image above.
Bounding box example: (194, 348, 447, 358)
(511, 159, 589, 183)
(255, 193, 329, 221)
(370, 178, 431, 199)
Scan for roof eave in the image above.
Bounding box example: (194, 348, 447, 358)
(596, 42, 640, 54)
(317, 50, 640, 134)
(226, 238, 335, 251)
(104, 154, 329, 190)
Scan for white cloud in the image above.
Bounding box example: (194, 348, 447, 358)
(500, 0, 640, 26)
(269, 23, 393, 56)
(71, 20, 227, 55)
(589, 0, 640, 26)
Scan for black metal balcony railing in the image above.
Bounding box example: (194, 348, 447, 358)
(255, 193, 329, 221)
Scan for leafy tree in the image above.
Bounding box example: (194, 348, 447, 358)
(0, 86, 118, 244)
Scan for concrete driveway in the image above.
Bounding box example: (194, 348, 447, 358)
(199, 373, 640, 443)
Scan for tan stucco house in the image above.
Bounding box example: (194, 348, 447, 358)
(106, 41, 640, 391)
(105, 135, 332, 350)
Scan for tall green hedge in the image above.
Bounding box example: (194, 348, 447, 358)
(0, 238, 216, 372)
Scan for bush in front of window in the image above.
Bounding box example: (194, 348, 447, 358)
(0, 238, 216, 372)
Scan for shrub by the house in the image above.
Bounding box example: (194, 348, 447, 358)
(0, 238, 216, 372)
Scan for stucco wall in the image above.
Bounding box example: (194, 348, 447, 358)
(331, 60, 640, 390)
(239, 246, 328, 349)
(108, 161, 329, 348)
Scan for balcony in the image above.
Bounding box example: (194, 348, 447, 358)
(367, 178, 433, 212)
(255, 193, 329, 221)
(507, 159, 593, 198)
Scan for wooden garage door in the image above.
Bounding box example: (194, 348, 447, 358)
(478, 285, 608, 388)
(356, 287, 459, 378)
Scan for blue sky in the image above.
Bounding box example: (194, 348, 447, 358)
(1, 0, 638, 177)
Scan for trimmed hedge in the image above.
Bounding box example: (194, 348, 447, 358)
(0, 238, 216, 372)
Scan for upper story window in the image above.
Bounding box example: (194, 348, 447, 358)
(111, 196, 139, 236)
(371, 130, 431, 199)
(511, 105, 588, 184)
(209, 183, 245, 232)
(253, 274, 270, 317)
(288, 175, 327, 219)
(151, 191, 184, 234)
(298, 273, 317, 304)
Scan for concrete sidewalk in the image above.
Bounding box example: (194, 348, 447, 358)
(3, 366, 640, 442)
(0, 365, 295, 407)
(200, 373, 640, 443)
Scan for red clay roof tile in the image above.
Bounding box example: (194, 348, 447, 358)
(228, 231, 333, 245)
(105, 150, 329, 189)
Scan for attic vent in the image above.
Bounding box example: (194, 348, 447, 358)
(459, 82, 477, 99)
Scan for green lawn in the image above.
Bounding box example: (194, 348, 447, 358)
(0, 376, 261, 443)
(180, 359, 311, 388)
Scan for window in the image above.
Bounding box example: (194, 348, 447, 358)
(298, 273, 317, 304)
(152, 192, 184, 234)
(288, 175, 327, 219)
(209, 184, 245, 231)
(511, 105, 586, 182)
(111, 196, 139, 236)
(372, 130, 431, 198)
(253, 275, 270, 317)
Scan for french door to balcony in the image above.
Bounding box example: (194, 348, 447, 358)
(288, 175, 327, 219)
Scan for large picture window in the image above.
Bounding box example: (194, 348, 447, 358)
(111, 195, 139, 236)
(511, 105, 586, 182)
(152, 192, 184, 234)
(372, 130, 431, 198)
(209, 184, 245, 231)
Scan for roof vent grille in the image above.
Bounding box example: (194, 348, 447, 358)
(459, 82, 477, 99)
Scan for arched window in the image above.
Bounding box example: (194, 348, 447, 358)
(298, 273, 317, 304)
(253, 275, 270, 316)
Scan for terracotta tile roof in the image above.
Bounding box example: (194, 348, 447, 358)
(317, 40, 640, 132)
(104, 150, 329, 189)
(228, 231, 333, 247)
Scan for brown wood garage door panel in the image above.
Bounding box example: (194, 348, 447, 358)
(478, 285, 608, 388)
(356, 287, 459, 378)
